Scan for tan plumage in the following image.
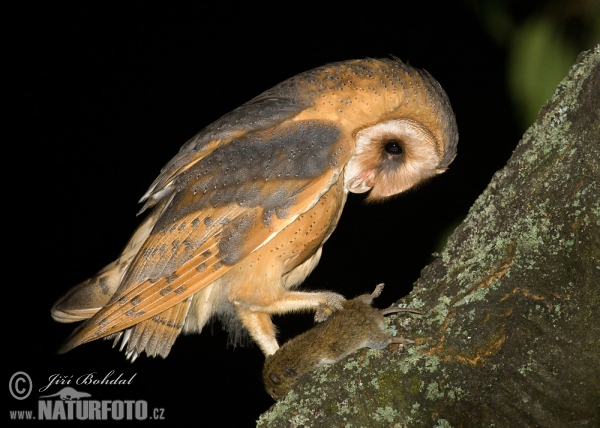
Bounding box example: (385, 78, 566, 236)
(51, 58, 458, 360)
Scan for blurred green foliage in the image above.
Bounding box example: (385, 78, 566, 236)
(468, 0, 600, 129)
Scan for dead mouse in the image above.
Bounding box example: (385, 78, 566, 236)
(262, 283, 421, 400)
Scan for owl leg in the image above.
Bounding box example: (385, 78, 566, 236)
(236, 309, 279, 356)
(234, 290, 346, 324)
(271, 290, 346, 322)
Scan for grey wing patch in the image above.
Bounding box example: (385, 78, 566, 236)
(191, 97, 308, 149)
(140, 97, 308, 210)
(155, 120, 341, 229)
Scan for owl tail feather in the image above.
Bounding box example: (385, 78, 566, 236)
(51, 201, 161, 324)
(51, 258, 126, 323)
(56, 287, 191, 361)
(105, 298, 192, 361)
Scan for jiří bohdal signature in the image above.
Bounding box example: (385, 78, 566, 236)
(39, 370, 136, 393)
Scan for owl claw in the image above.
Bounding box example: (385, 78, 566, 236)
(314, 306, 333, 322)
(314, 292, 346, 322)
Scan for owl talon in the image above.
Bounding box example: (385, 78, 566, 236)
(314, 305, 333, 322)
(314, 292, 346, 322)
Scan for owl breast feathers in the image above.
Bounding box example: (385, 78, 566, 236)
(52, 58, 458, 360)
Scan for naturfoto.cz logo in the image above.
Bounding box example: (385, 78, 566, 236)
(8, 371, 165, 421)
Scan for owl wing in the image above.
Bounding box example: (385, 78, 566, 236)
(59, 96, 350, 353)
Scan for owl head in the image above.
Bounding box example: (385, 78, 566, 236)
(340, 59, 458, 201)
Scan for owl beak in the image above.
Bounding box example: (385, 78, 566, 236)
(348, 170, 375, 194)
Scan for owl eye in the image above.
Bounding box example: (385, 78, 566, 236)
(384, 141, 403, 155)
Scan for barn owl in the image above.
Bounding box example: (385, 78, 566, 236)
(51, 58, 458, 360)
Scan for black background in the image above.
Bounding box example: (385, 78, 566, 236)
(9, 2, 523, 425)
